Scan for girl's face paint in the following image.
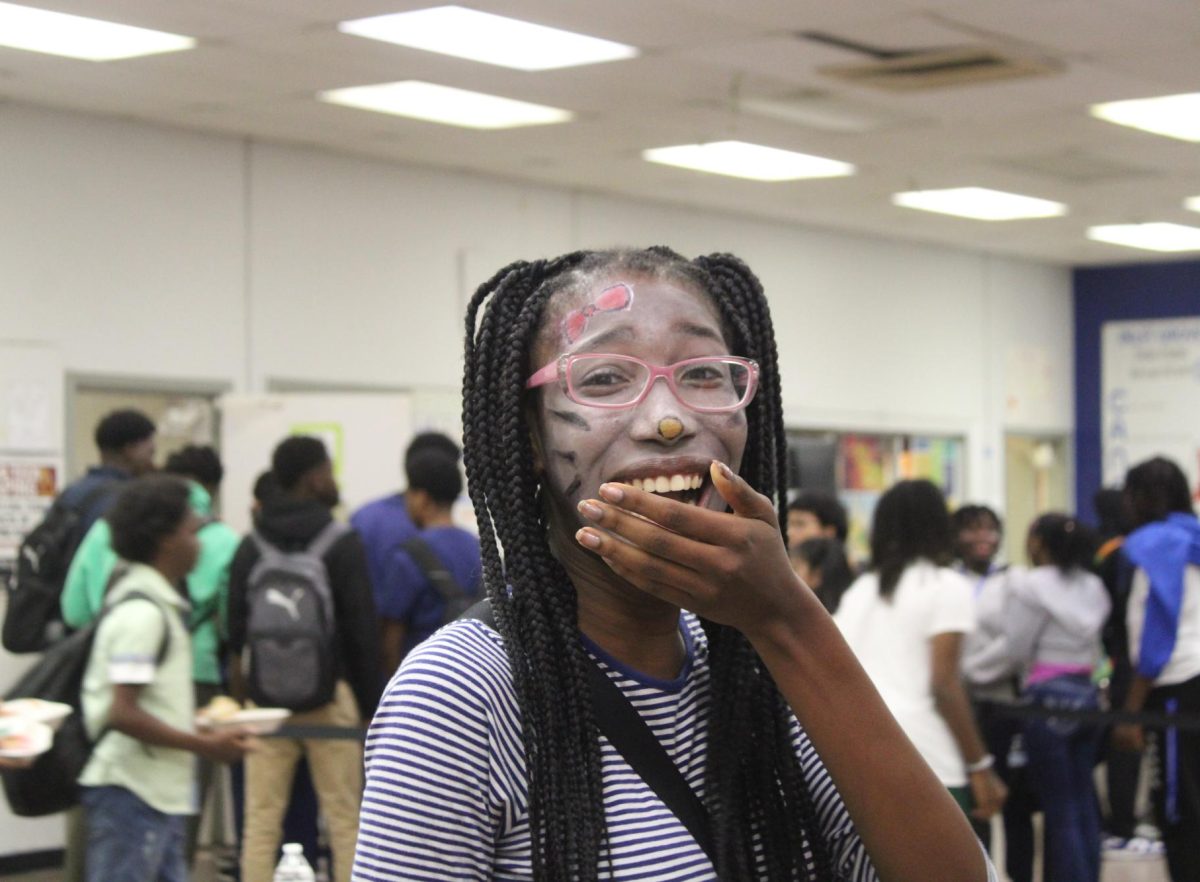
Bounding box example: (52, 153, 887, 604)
(529, 275, 747, 526)
(560, 283, 633, 345)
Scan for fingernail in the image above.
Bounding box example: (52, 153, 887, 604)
(576, 528, 601, 549)
(712, 460, 735, 480)
(599, 483, 624, 503)
(577, 500, 603, 520)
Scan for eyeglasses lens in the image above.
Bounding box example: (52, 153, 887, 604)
(568, 357, 750, 410)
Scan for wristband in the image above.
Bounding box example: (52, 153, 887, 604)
(966, 753, 994, 773)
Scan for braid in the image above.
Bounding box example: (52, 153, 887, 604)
(462, 247, 832, 881)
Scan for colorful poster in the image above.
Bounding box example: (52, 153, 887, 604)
(842, 434, 887, 490)
(0, 459, 59, 564)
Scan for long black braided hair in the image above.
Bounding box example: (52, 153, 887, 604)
(461, 247, 834, 881)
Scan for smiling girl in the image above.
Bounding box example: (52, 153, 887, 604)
(352, 248, 996, 882)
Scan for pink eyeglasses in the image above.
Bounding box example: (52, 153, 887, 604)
(526, 353, 759, 413)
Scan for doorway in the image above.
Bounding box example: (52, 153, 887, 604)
(1003, 434, 1071, 566)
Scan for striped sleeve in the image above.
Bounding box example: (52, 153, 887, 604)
(353, 621, 525, 882)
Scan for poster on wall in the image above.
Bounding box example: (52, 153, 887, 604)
(0, 459, 59, 566)
(1102, 317, 1200, 497)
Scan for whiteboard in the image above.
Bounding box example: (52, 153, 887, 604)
(1102, 317, 1200, 492)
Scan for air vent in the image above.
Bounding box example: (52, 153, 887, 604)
(798, 32, 1061, 92)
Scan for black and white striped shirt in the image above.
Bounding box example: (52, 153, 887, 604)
(354, 612, 971, 881)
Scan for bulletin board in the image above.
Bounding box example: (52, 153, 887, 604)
(1102, 317, 1200, 494)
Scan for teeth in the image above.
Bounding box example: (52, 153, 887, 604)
(625, 474, 703, 494)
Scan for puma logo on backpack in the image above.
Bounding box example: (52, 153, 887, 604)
(244, 522, 348, 712)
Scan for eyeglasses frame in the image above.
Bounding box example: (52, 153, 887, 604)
(525, 352, 760, 414)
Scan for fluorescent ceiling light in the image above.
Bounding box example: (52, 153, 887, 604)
(642, 141, 855, 182)
(891, 187, 1067, 220)
(0, 1, 194, 60)
(1087, 223, 1200, 252)
(338, 5, 637, 71)
(1090, 93, 1200, 142)
(318, 81, 572, 129)
(1185, 196, 1200, 213)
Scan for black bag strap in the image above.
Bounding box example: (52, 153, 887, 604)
(401, 536, 472, 623)
(457, 600, 719, 868)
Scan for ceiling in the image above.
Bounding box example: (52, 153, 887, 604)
(2, 0, 1199, 266)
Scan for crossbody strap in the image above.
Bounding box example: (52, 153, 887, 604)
(401, 536, 472, 623)
(458, 600, 719, 869)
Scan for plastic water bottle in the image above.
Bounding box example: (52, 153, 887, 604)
(273, 843, 316, 882)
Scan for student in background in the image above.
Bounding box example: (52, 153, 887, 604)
(227, 437, 378, 882)
(954, 504, 1038, 882)
(789, 536, 854, 614)
(786, 489, 849, 549)
(836, 480, 1007, 824)
(351, 431, 462, 595)
(79, 475, 250, 882)
(1004, 514, 1109, 882)
(1113, 457, 1200, 882)
(376, 449, 481, 676)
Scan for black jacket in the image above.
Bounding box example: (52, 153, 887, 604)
(227, 498, 381, 719)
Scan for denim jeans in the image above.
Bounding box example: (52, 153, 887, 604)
(1023, 675, 1102, 882)
(81, 785, 188, 882)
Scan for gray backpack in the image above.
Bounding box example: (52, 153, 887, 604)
(244, 522, 348, 711)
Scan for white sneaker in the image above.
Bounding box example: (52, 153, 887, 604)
(1103, 836, 1166, 862)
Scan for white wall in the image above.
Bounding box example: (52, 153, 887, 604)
(0, 100, 1072, 855)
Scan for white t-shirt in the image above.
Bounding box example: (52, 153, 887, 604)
(835, 560, 976, 787)
(1128, 564, 1200, 686)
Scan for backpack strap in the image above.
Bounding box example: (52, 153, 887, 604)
(401, 536, 472, 623)
(456, 599, 719, 869)
(306, 521, 351, 560)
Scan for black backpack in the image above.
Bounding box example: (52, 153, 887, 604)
(244, 522, 348, 712)
(0, 590, 170, 817)
(3, 480, 116, 653)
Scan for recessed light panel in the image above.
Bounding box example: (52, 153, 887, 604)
(1185, 196, 1200, 213)
(1090, 93, 1200, 142)
(891, 187, 1067, 221)
(0, 1, 195, 60)
(338, 5, 637, 71)
(1087, 223, 1200, 252)
(318, 81, 572, 129)
(642, 141, 855, 182)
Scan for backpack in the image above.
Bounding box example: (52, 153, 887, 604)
(0, 590, 170, 817)
(3, 480, 116, 654)
(244, 522, 348, 712)
(400, 536, 474, 624)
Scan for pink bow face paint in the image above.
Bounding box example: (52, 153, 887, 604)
(560, 283, 633, 344)
(530, 275, 747, 526)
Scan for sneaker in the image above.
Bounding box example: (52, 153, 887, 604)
(1103, 836, 1166, 862)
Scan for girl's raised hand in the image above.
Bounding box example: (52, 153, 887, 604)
(575, 460, 808, 638)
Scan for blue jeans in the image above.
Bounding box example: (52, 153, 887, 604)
(81, 785, 188, 882)
(1024, 676, 1102, 882)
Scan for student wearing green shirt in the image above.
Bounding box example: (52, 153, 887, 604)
(62, 445, 241, 860)
(79, 474, 251, 882)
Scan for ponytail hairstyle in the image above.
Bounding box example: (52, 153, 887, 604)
(869, 479, 954, 598)
(461, 247, 833, 881)
(1029, 513, 1097, 572)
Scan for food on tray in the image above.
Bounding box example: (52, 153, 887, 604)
(0, 721, 53, 759)
(197, 695, 241, 722)
(0, 698, 72, 730)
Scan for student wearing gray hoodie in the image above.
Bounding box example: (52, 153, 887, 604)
(1004, 513, 1110, 882)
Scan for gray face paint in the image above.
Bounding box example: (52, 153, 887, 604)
(550, 409, 591, 431)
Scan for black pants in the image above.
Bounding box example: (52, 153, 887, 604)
(970, 701, 1041, 882)
(1147, 674, 1200, 882)
(1104, 659, 1142, 839)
